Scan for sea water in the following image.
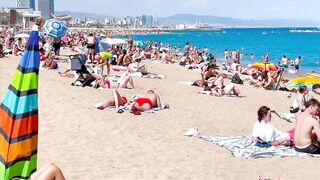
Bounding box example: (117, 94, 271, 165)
(131, 28, 320, 73)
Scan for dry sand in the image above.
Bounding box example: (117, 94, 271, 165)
(0, 54, 319, 180)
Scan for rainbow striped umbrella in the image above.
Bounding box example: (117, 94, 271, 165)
(0, 26, 40, 179)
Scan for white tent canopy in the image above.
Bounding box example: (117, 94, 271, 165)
(99, 38, 128, 45)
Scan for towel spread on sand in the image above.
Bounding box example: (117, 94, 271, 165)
(179, 81, 194, 86)
(272, 111, 296, 123)
(198, 91, 212, 95)
(185, 128, 320, 159)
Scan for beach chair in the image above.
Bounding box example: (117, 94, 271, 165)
(70, 54, 95, 87)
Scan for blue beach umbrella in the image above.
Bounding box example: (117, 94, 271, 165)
(0, 26, 40, 179)
(44, 19, 67, 38)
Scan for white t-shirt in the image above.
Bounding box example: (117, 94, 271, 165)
(252, 121, 289, 143)
(43, 43, 51, 52)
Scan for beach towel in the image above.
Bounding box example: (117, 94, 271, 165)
(272, 111, 296, 123)
(198, 91, 212, 95)
(185, 128, 320, 159)
(179, 81, 194, 86)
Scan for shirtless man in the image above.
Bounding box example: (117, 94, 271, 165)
(263, 72, 276, 90)
(294, 99, 320, 154)
(131, 90, 162, 113)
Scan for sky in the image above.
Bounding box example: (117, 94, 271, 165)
(2, 0, 319, 21)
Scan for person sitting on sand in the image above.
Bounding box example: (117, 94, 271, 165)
(291, 86, 313, 113)
(94, 72, 135, 89)
(262, 72, 276, 90)
(14, 37, 24, 56)
(128, 58, 164, 79)
(252, 106, 291, 146)
(96, 89, 128, 111)
(31, 162, 65, 180)
(294, 99, 320, 154)
(42, 51, 58, 69)
(202, 65, 218, 82)
(312, 84, 320, 95)
(0, 44, 5, 58)
(210, 73, 242, 97)
(130, 90, 163, 113)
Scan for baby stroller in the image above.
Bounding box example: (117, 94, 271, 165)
(70, 54, 95, 87)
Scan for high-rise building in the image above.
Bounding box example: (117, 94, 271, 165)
(141, 15, 154, 26)
(38, 0, 54, 19)
(16, 0, 36, 10)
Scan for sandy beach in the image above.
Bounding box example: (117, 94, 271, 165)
(0, 54, 319, 180)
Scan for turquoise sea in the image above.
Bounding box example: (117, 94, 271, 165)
(131, 28, 320, 73)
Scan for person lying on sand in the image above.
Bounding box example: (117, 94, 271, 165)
(130, 90, 167, 114)
(93, 72, 135, 89)
(252, 106, 291, 147)
(96, 89, 128, 111)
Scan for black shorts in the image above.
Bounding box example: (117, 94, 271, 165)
(295, 65, 299, 70)
(87, 44, 95, 49)
(295, 141, 320, 154)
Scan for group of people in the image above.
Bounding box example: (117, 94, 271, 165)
(252, 98, 320, 154)
(280, 55, 302, 73)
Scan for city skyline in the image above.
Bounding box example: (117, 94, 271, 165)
(2, 0, 319, 21)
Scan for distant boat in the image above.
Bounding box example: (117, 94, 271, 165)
(289, 29, 320, 33)
(261, 32, 267, 35)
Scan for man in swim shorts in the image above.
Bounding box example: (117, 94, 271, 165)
(294, 99, 320, 154)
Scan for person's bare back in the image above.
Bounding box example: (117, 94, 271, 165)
(294, 99, 320, 154)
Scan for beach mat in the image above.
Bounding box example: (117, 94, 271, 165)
(185, 128, 320, 159)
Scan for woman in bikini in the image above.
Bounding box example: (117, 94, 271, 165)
(131, 90, 162, 113)
(43, 51, 58, 69)
(97, 90, 128, 110)
(210, 73, 242, 97)
(95, 72, 135, 89)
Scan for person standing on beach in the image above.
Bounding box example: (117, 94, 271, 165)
(86, 33, 96, 64)
(294, 56, 301, 73)
(280, 55, 288, 69)
(94, 51, 113, 77)
(53, 37, 61, 56)
(184, 42, 190, 54)
(224, 49, 229, 64)
(251, 53, 255, 60)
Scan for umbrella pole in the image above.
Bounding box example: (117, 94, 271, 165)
(276, 70, 284, 89)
